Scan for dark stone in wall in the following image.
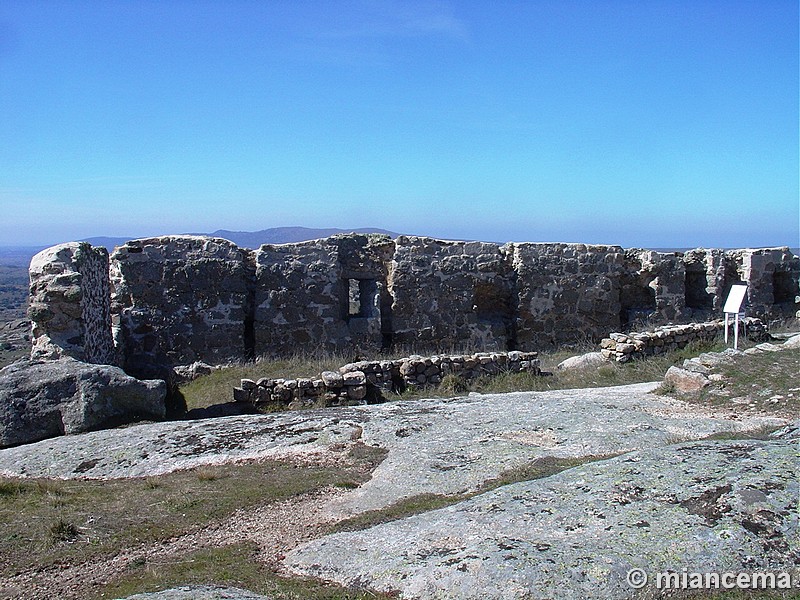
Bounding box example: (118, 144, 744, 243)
(254, 234, 394, 356)
(512, 243, 626, 349)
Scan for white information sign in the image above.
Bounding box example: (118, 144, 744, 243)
(723, 284, 748, 349)
(723, 284, 747, 314)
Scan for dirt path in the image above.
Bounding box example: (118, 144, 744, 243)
(0, 485, 349, 600)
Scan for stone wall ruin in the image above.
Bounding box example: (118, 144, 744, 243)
(28, 235, 800, 375)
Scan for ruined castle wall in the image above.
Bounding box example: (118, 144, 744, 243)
(389, 237, 515, 351)
(28, 242, 115, 364)
(732, 248, 800, 320)
(253, 234, 395, 355)
(510, 243, 628, 348)
(28, 236, 800, 371)
(109, 236, 253, 372)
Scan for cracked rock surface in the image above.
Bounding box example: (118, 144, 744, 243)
(0, 381, 794, 600)
(285, 431, 799, 600)
(0, 383, 784, 517)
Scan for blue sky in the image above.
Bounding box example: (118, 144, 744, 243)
(0, 0, 797, 248)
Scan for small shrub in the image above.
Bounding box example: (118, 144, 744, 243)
(437, 373, 468, 395)
(196, 468, 221, 482)
(35, 479, 66, 496)
(49, 517, 79, 543)
(333, 480, 360, 489)
(595, 364, 618, 380)
(653, 382, 675, 396)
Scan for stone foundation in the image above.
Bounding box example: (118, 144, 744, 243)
(599, 318, 768, 362)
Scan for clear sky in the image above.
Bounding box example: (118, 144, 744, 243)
(0, 0, 797, 248)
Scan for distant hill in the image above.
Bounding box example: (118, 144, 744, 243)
(78, 227, 401, 251)
(205, 226, 401, 248)
(0, 228, 403, 268)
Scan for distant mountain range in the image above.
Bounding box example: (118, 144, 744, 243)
(76, 226, 400, 251)
(0, 227, 403, 266)
(85, 226, 402, 251)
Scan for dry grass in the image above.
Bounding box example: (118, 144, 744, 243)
(0, 445, 387, 598)
(181, 340, 730, 411)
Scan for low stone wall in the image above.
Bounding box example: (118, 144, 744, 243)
(599, 318, 767, 362)
(233, 350, 541, 409)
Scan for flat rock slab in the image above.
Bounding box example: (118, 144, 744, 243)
(322, 383, 785, 517)
(285, 435, 799, 600)
(0, 383, 785, 519)
(121, 585, 272, 600)
(0, 411, 362, 479)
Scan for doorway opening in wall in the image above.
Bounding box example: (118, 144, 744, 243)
(773, 271, 797, 305)
(619, 274, 657, 329)
(684, 270, 713, 310)
(380, 286, 393, 351)
(473, 280, 516, 350)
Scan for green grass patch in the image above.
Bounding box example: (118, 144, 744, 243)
(91, 541, 391, 600)
(180, 352, 361, 410)
(181, 340, 731, 411)
(409, 340, 730, 400)
(693, 347, 800, 416)
(0, 445, 386, 584)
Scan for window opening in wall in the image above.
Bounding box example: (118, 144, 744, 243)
(345, 278, 377, 319)
(684, 270, 713, 310)
(348, 279, 361, 317)
(773, 271, 797, 305)
(473, 281, 511, 321)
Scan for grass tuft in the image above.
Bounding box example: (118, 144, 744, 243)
(49, 517, 79, 543)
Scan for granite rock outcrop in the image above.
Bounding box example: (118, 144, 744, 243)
(0, 357, 165, 447)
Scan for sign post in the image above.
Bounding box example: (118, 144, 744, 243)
(722, 284, 748, 349)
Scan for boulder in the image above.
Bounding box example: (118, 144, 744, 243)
(320, 370, 344, 387)
(556, 351, 608, 371)
(342, 370, 367, 386)
(664, 366, 710, 394)
(0, 357, 166, 447)
(172, 361, 214, 383)
(782, 333, 800, 349)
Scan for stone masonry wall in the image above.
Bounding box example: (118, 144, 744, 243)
(28, 235, 800, 373)
(733, 248, 800, 319)
(389, 238, 515, 351)
(599, 319, 767, 363)
(28, 242, 114, 364)
(109, 236, 253, 376)
(511, 243, 627, 348)
(254, 235, 394, 355)
(232, 350, 541, 409)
